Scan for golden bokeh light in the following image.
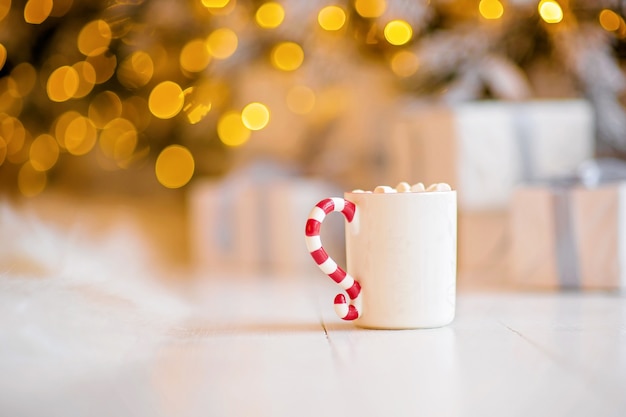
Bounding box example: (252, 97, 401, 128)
(149, 81, 184, 119)
(86, 52, 117, 84)
(270, 42, 304, 71)
(78, 20, 112, 57)
(64, 115, 97, 156)
(24, 0, 53, 24)
(241, 102, 270, 130)
(122, 96, 151, 132)
(180, 39, 212, 73)
(0, 78, 23, 115)
(599, 9, 623, 32)
(207, 28, 238, 59)
(539, 1, 563, 24)
(0, 43, 6, 70)
(1, 116, 26, 158)
(479, 0, 504, 20)
(201, 0, 230, 8)
(11, 62, 37, 97)
(53, 111, 81, 149)
(183, 86, 212, 125)
(117, 51, 153, 89)
(384, 20, 413, 46)
(0, 0, 10, 22)
(30, 133, 59, 171)
(50, 0, 73, 17)
(18, 162, 47, 197)
(71, 61, 97, 98)
(390, 50, 419, 77)
(256, 2, 285, 29)
(318, 6, 346, 31)
(155, 145, 195, 189)
(99, 117, 137, 162)
(217, 111, 251, 146)
(89, 90, 122, 128)
(47, 66, 79, 102)
(355, 0, 386, 18)
(286, 85, 316, 115)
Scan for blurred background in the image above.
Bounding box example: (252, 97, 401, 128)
(1, 0, 625, 286)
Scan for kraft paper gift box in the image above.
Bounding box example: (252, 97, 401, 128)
(188, 167, 342, 276)
(510, 175, 626, 290)
(457, 211, 512, 289)
(387, 100, 595, 211)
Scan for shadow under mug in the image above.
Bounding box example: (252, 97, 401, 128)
(305, 190, 457, 329)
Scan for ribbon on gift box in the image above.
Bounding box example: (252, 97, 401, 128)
(547, 158, 626, 288)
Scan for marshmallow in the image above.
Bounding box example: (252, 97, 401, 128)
(395, 182, 411, 193)
(435, 183, 452, 191)
(410, 182, 426, 192)
(426, 183, 452, 192)
(356, 182, 451, 193)
(374, 185, 396, 193)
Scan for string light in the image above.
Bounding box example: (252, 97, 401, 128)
(270, 42, 304, 71)
(117, 51, 154, 89)
(241, 102, 270, 130)
(180, 39, 212, 73)
(390, 50, 419, 77)
(384, 20, 413, 46)
(0, 0, 620, 194)
(47, 66, 79, 102)
(18, 162, 47, 197)
(88, 91, 122, 128)
(318, 6, 347, 31)
(256, 2, 285, 29)
(355, 0, 386, 18)
(207, 28, 238, 59)
(63, 115, 97, 156)
(538, 1, 563, 24)
(599, 9, 621, 31)
(29, 134, 59, 171)
(24, 0, 53, 24)
(155, 145, 195, 189)
(201, 0, 230, 8)
(598, 9, 626, 37)
(0, 43, 6, 70)
(148, 81, 184, 119)
(479, 0, 504, 20)
(217, 111, 251, 146)
(71, 61, 96, 98)
(77, 20, 112, 57)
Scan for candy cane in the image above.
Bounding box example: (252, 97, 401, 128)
(305, 198, 361, 320)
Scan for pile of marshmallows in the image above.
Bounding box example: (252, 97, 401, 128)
(353, 181, 452, 193)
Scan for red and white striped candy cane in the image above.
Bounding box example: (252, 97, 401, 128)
(305, 197, 361, 321)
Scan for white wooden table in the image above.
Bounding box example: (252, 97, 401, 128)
(1, 270, 625, 417)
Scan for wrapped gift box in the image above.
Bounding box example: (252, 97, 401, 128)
(188, 163, 343, 276)
(387, 100, 595, 211)
(457, 210, 512, 289)
(510, 176, 626, 290)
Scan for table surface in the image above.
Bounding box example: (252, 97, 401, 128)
(1, 269, 625, 417)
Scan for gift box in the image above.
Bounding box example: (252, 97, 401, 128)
(509, 161, 626, 290)
(457, 210, 512, 289)
(188, 162, 343, 276)
(387, 100, 595, 211)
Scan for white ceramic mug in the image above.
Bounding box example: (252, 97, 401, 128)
(305, 190, 457, 329)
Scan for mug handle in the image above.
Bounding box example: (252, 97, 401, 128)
(305, 198, 362, 321)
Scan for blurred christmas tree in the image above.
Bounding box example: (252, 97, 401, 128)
(0, 0, 625, 196)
